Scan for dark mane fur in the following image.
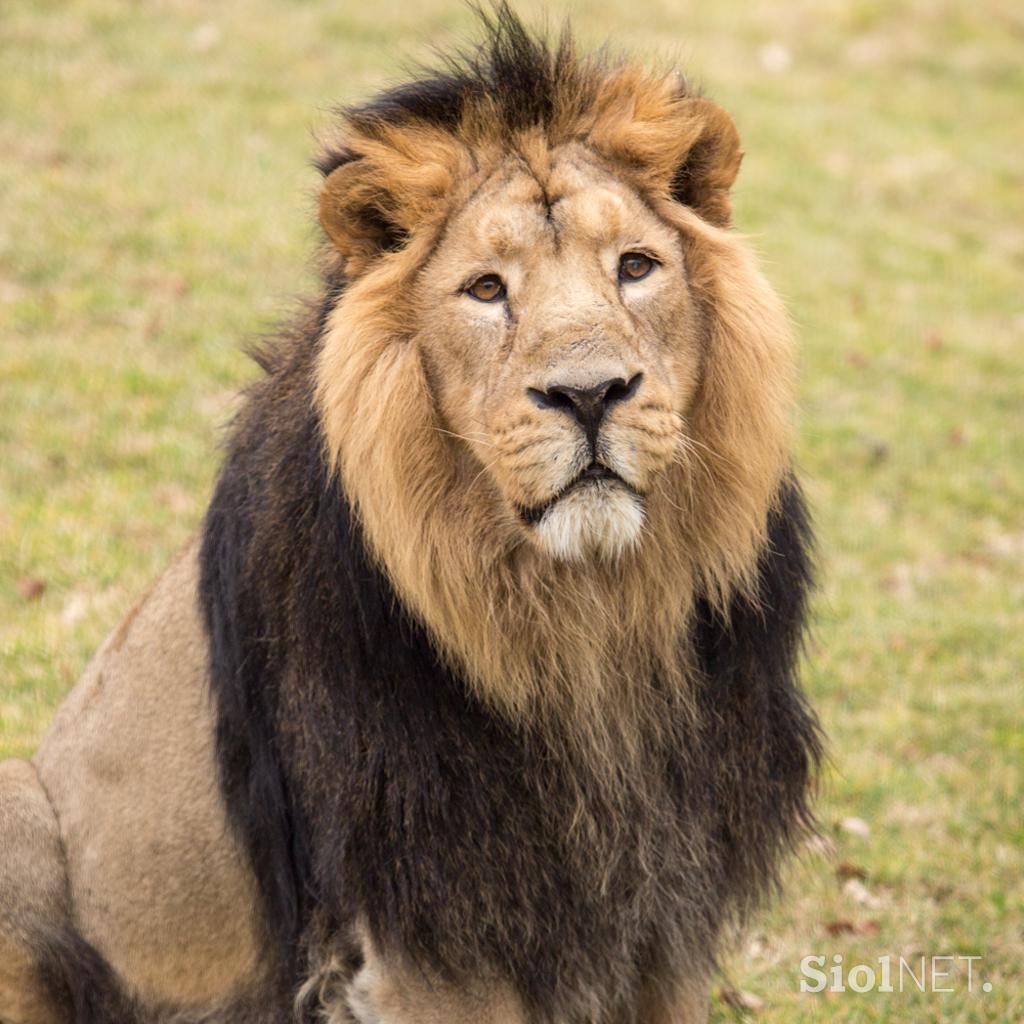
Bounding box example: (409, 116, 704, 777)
(199, 6, 822, 1019)
(200, 337, 821, 1019)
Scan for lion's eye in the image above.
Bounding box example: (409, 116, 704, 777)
(618, 252, 657, 282)
(466, 274, 507, 303)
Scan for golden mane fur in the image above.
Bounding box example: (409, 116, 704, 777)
(313, 42, 794, 753)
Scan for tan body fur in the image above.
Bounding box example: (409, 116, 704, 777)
(0, 546, 265, 1020)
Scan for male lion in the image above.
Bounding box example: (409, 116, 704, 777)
(0, 7, 822, 1023)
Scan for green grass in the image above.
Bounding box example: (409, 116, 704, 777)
(1, 1, 1021, 1020)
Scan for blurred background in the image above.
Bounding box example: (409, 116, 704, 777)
(1, 1, 1021, 1020)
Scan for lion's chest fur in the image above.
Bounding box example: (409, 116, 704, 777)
(263, 485, 716, 1013)
(284, 648, 717, 1016)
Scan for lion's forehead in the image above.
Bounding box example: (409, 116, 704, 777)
(454, 149, 658, 265)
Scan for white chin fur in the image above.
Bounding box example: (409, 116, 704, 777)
(533, 483, 646, 562)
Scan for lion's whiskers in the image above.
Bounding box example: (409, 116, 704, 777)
(434, 426, 496, 448)
(674, 434, 715, 482)
(654, 476, 690, 516)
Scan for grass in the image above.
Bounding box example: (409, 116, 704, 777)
(1, 0, 1021, 1020)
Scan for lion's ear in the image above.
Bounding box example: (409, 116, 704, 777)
(318, 126, 464, 275)
(667, 99, 742, 228)
(319, 158, 408, 271)
(589, 75, 743, 228)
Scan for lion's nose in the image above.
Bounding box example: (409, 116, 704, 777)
(527, 373, 643, 449)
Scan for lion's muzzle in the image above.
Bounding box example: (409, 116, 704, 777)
(526, 372, 643, 457)
(511, 372, 652, 561)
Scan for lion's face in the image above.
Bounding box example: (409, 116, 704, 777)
(315, 60, 794, 705)
(413, 146, 699, 561)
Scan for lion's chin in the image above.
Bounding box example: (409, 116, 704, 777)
(531, 483, 646, 562)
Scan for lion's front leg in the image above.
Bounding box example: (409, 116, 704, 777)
(633, 972, 711, 1024)
(346, 960, 526, 1024)
(302, 928, 527, 1024)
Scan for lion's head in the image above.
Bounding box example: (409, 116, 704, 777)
(312, 10, 795, 730)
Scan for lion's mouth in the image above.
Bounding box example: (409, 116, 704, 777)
(517, 462, 635, 526)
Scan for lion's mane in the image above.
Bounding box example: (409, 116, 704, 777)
(200, 8, 822, 1020)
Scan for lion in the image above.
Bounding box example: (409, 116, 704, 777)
(0, 7, 822, 1023)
